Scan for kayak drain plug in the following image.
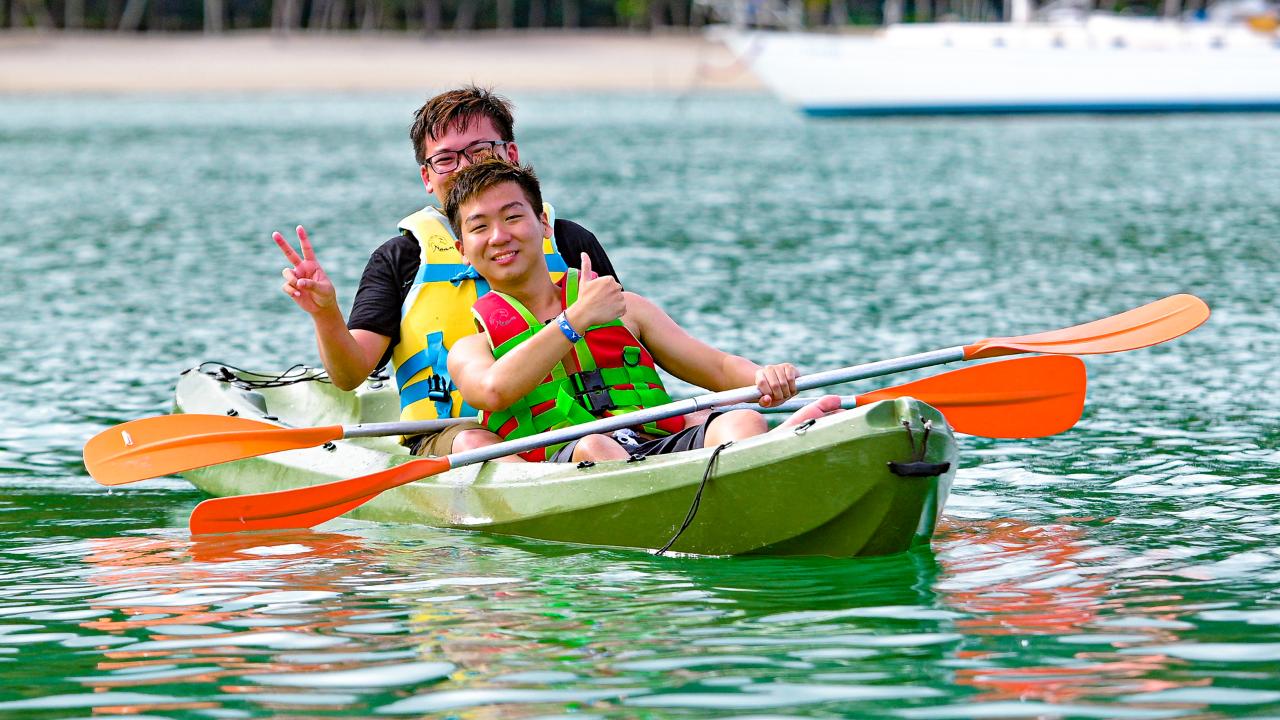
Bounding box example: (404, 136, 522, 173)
(889, 419, 950, 478)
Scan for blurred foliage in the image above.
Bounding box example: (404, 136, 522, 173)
(1, 0, 1172, 30)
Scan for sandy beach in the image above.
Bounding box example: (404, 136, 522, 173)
(0, 30, 761, 93)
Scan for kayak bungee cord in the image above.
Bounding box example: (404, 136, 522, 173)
(655, 441, 734, 556)
(194, 361, 335, 389)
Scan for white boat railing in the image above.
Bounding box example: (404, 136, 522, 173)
(692, 0, 803, 29)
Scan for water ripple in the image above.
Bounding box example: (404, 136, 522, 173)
(1, 94, 1279, 718)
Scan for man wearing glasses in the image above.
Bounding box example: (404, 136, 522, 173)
(274, 86, 619, 458)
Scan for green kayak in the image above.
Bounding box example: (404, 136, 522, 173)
(175, 365, 957, 557)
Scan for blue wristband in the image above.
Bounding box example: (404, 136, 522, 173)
(556, 311, 583, 343)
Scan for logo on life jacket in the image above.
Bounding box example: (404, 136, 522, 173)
(429, 234, 454, 253)
(488, 307, 516, 327)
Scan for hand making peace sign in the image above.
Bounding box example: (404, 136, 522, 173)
(274, 225, 337, 315)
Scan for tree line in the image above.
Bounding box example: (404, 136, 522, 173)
(1, 0, 1170, 32)
(0, 0, 923, 32)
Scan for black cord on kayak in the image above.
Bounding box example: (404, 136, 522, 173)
(656, 441, 733, 556)
(198, 362, 332, 388)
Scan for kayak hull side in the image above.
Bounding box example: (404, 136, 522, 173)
(176, 367, 955, 557)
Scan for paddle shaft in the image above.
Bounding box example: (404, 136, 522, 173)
(339, 404, 836, 440)
(338, 348, 964, 440)
(439, 347, 965, 468)
(342, 417, 471, 439)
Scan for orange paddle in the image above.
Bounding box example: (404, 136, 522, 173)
(85, 355, 1079, 487)
(187, 291, 1208, 535)
(962, 294, 1208, 359)
(741, 354, 1086, 438)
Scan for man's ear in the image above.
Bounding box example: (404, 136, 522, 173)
(540, 210, 551, 239)
(506, 141, 520, 165)
(455, 238, 469, 264)
(421, 164, 436, 198)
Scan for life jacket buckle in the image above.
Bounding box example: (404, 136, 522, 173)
(425, 374, 452, 403)
(571, 370, 616, 414)
(622, 346, 642, 367)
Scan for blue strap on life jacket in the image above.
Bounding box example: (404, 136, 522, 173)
(398, 331, 463, 420)
(448, 264, 490, 299)
(415, 263, 473, 285)
(448, 265, 480, 284)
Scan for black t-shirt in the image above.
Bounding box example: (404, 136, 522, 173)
(347, 218, 620, 369)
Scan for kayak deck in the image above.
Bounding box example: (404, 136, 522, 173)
(175, 365, 956, 557)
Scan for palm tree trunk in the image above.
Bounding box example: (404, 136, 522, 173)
(308, 0, 329, 28)
(118, 0, 145, 30)
(65, 0, 84, 28)
(204, 0, 223, 31)
(422, 0, 440, 32)
(561, 0, 577, 27)
(496, 0, 513, 28)
(670, 0, 687, 24)
(270, 0, 299, 30)
(528, 0, 544, 27)
(649, 0, 664, 27)
(360, 0, 379, 30)
(453, 0, 477, 30)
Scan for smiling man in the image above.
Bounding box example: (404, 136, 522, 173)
(274, 86, 619, 458)
(444, 161, 841, 463)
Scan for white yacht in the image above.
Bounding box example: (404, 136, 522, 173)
(716, 0, 1280, 115)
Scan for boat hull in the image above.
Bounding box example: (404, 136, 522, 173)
(724, 22, 1280, 116)
(175, 366, 956, 557)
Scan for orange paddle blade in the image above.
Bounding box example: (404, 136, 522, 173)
(857, 356, 1086, 438)
(188, 456, 451, 535)
(84, 414, 343, 486)
(964, 294, 1209, 360)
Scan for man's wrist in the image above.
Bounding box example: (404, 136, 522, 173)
(310, 304, 348, 331)
(556, 311, 583, 344)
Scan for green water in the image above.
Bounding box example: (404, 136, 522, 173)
(2, 93, 1279, 717)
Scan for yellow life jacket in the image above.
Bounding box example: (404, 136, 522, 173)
(391, 204, 567, 422)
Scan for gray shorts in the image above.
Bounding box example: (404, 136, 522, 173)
(548, 412, 723, 463)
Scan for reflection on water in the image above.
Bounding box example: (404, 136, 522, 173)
(0, 513, 1271, 716)
(0, 93, 1278, 716)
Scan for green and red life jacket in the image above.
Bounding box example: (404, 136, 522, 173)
(471, 269, 685, 461)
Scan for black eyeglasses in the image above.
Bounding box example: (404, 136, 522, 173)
(422, 140, 510, 174)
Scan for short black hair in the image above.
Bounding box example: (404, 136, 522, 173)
(443, 160, 543, 238)
(410, 86, 515, 166)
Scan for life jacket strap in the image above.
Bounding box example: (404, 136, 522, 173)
(398, 330, 476, 419)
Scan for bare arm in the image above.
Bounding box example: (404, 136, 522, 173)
(275, 225, 389, 391)
(449, 253, 627, 412)
(628, 294, 797, 406)
(311, 312, 389, 391)
(448, 326, 575, 412)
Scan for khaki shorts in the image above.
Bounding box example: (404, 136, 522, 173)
(405, 420, 487, 457)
